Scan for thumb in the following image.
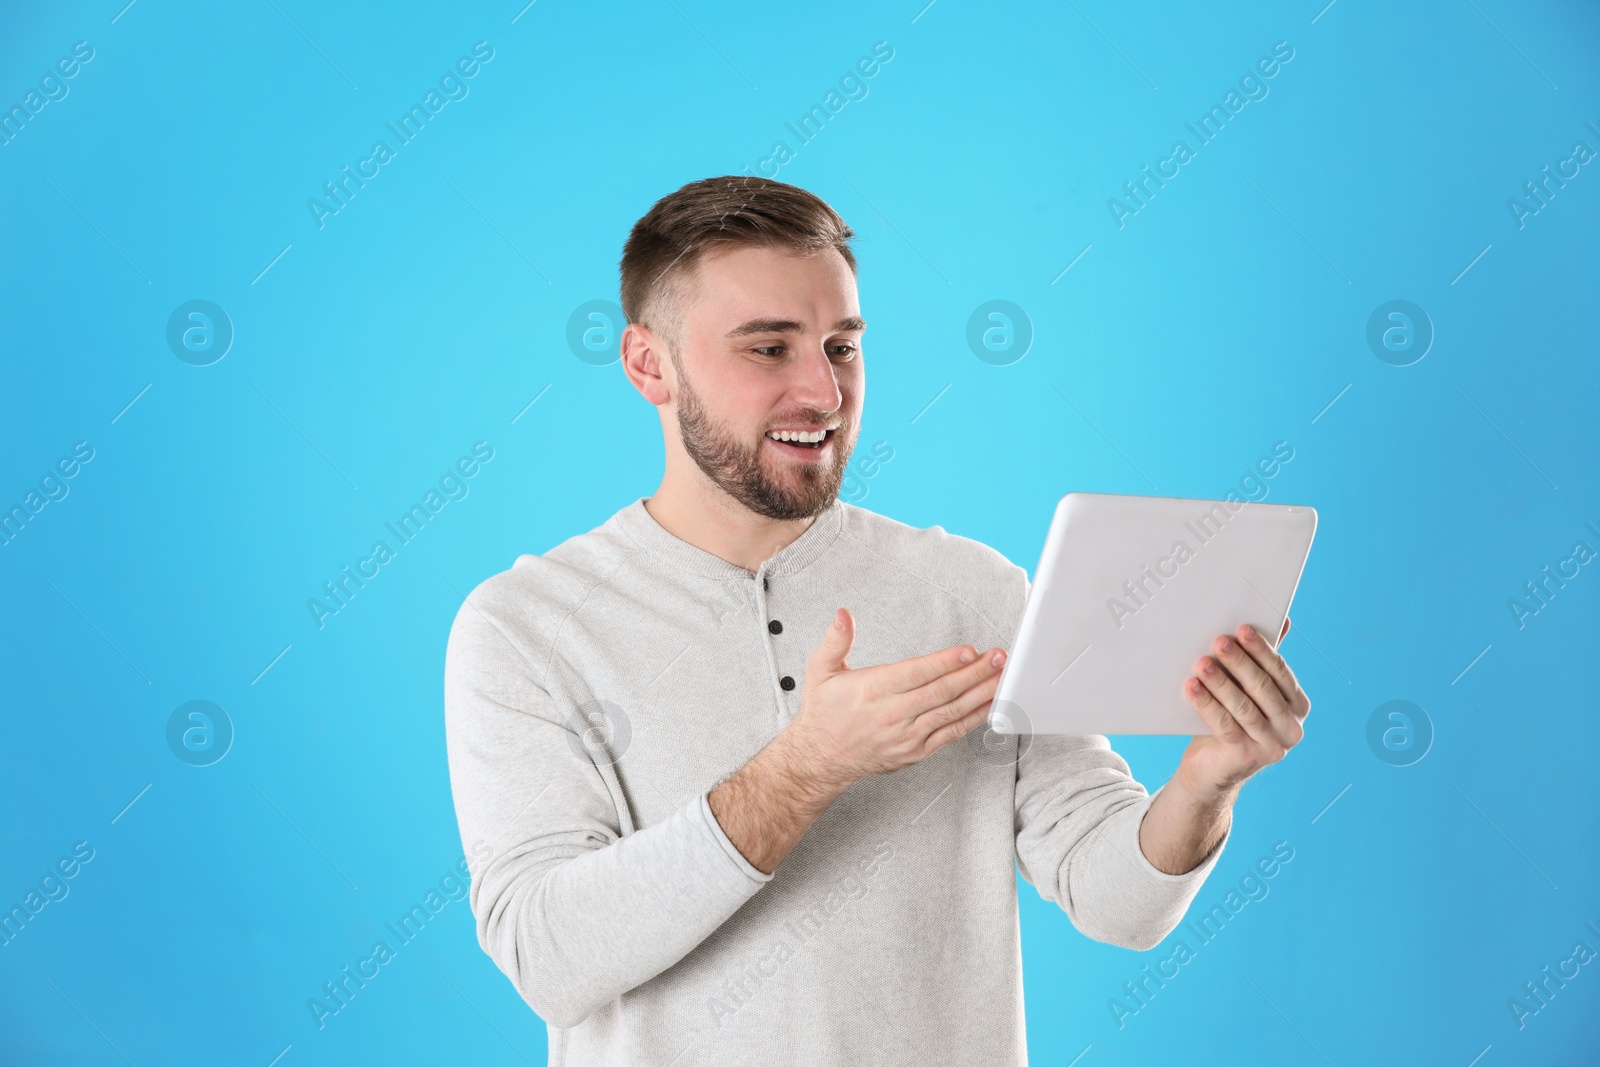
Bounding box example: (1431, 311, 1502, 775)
(810, 607, 855, 675)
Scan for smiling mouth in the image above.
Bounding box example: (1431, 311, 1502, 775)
(764, 429, 835, 452)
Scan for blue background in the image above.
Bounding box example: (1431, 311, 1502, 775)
(3, 0, 1598, 1063)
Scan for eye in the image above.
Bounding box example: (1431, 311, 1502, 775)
(752, 344, 858, 359)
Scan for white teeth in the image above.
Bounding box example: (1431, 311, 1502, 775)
(765, 429, 829, 443)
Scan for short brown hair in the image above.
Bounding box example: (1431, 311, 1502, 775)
(619, 175, 857, 360)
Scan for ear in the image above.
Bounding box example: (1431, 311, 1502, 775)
(621, 322, 670, 406)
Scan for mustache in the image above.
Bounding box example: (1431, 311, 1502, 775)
(761, 418, 847, 433)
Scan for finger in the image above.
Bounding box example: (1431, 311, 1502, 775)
(1279, 616, 1291, 642)
(917, 684, 1004, 764)
(808, 608, 856, 676)
(1195, 655, 1282, 757)
(1238, 624, 1310, 719)
(877, 640, 989, 697)
(1182, 675, 1249, 743)
(920, 696, 996, 757)
(902, 648, 1008, 721)
(1212, 634, 1299, 747)
(915, 672, 1002, 752)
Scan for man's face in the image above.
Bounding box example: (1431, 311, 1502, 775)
(661, 243, 864, 521)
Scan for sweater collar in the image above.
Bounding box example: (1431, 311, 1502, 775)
(616, 495, 845, 579)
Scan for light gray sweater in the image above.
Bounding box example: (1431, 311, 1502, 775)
(443, 495, 1228, 1065)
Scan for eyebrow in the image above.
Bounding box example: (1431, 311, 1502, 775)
(724, 315, 866, 339)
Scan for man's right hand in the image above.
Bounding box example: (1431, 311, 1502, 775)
(780, 607, 1008, 793)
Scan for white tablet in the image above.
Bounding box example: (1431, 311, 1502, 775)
(989, 492, 1317, 736)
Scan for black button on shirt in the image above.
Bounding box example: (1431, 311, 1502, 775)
(780, 675, 795, 691)
(768, 619, 783, 635)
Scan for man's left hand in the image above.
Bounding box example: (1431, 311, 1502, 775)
(1176, 617, 1310, 803)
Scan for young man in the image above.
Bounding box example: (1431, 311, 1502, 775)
(443, 176, 1310, 1064)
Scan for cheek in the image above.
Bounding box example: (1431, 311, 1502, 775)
(838, 372, 864, 415)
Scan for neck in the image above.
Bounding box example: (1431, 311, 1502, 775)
(643, 473, 821, 575)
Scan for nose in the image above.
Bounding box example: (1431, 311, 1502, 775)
(787, 340, 845, 415)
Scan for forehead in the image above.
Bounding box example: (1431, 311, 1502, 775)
(681, 244, 858, 328)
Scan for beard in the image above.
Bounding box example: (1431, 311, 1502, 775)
(672, 358, 853, 521)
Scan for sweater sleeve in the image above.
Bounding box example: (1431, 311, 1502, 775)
(443, 583, 773, 1029)
(1000, 566, 1228, 951)
(1013, 738, 1227, 950)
